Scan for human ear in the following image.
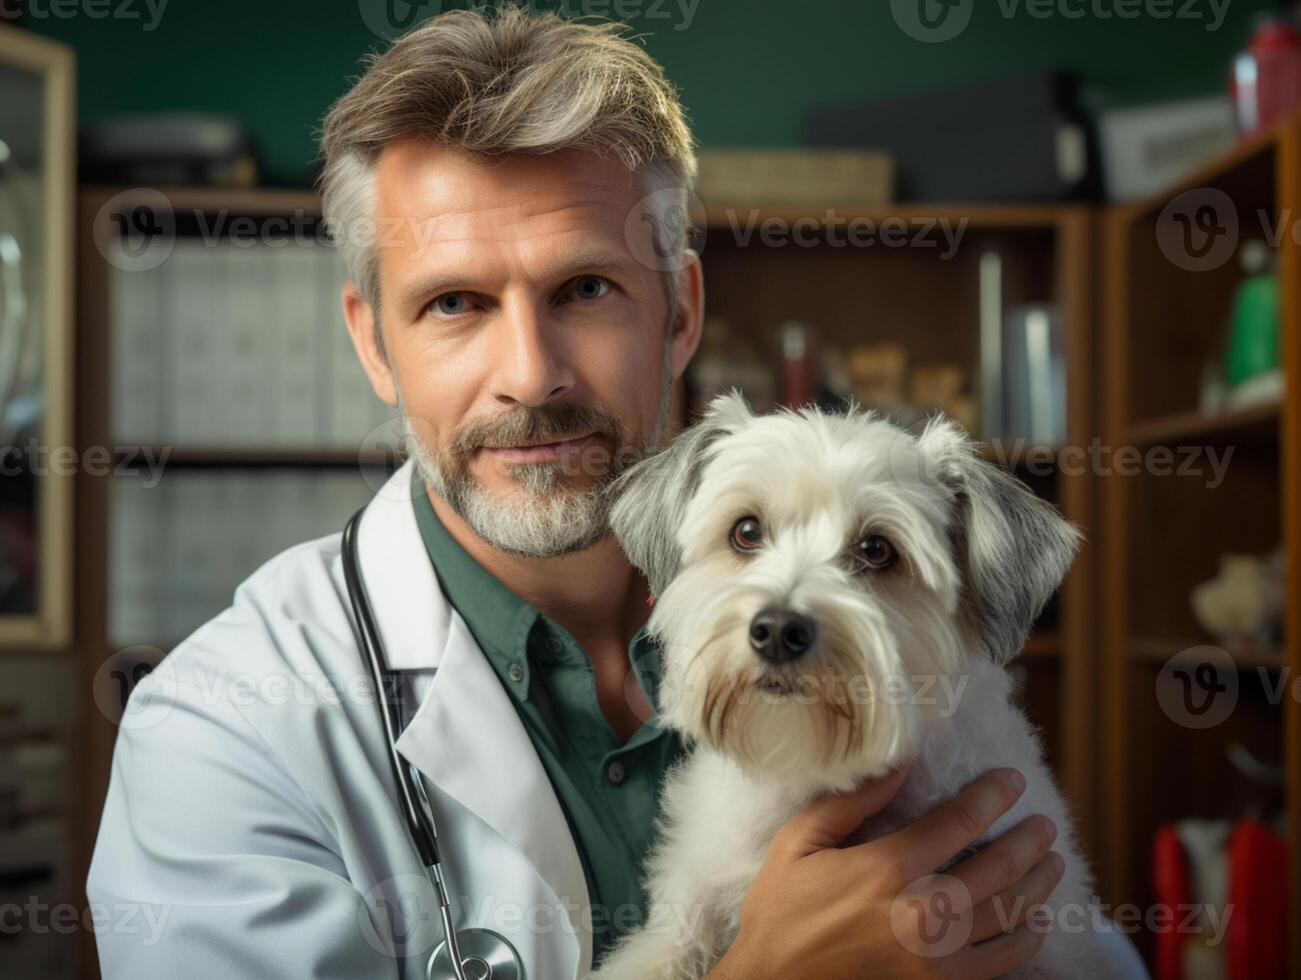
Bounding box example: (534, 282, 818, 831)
(342, 280, 398, 408)
(666, 254, 706, 385)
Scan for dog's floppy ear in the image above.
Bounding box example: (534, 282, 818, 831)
(916, 416, 1081, 665)
(608, 390, 752, 596)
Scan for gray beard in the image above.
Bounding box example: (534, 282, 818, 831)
(400, 345, 673, 559)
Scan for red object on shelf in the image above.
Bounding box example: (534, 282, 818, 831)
(1232, 16, 1301, 137)
(1225, 821, 1288, 980)
(779, 322, 814, 408)
(1151, 825, 1190, 980)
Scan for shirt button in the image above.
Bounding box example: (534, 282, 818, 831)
(508, 662, 524, 683)
(606, 761, 626, 785)
(544, 636, 563, 654)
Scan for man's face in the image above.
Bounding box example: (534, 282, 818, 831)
(343, 145, 702, 557)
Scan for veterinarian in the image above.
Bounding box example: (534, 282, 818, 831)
(87, 8, 1138, 979)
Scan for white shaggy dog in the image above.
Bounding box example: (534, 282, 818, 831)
(592, 392, 1138, 980)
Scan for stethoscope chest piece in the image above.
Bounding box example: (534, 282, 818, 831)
(426, 927, 524, 980)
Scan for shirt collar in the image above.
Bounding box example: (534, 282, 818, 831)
(410, 480, 668, 715)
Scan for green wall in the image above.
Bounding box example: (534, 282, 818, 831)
(26, 0, 1276, 186)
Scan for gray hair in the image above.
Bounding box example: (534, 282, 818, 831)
(318, 5, 698, 341)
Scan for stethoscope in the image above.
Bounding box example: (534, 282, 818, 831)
(342, 506, 526, 980)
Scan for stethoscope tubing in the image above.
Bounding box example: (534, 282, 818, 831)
(341, 506, 478, 980)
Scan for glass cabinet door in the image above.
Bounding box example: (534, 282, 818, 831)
(0, 27, 73, 648)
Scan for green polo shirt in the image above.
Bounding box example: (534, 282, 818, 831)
(411, 487, 685, 966)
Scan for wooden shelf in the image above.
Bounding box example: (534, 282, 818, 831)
(85, 190, 1085, 234)
(110, 447, 401, 468)
(1113, 108, 1293, 224)
(1021, 633, 1061, 660)
(1100, 108, 1301, 968)
(1126, 401, 1280, 448)
(83, 184, 322, 216)
(1130, 637, 1287, 672)
(696, 202, 1087, 231)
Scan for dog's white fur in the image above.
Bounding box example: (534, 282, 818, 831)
(592, 392, 1119, 979)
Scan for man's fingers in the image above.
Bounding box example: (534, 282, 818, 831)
(967, 851, 1064, 943)
(774, 764, 910, 857)
(950, 814, 1057, 907)
(865, 768, 1026, 884)
(954, 919, 1050, 979)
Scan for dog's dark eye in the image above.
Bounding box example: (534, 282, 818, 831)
(730, 517, 763, 553)
(855, 534, 897, 570)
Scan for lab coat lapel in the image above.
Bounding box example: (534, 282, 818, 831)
(356, 461, 593, 974)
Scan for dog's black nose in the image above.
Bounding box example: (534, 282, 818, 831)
(748, 607, 817, 663)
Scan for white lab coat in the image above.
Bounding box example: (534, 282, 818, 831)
(88, 460, 594, 978)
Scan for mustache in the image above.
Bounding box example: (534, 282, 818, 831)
(449, 401, 627, 456)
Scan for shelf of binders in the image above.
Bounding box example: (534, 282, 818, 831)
(109, 446, 402, 468)
(1100, 108, 1301, 970)
(76, 188, 421, 885)
(104, 233, 395, 454)
(78, 187, 406, 649)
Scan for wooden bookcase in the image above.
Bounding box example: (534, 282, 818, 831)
(1101, 114, 1301, 969)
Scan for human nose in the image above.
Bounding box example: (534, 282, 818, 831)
(488, 300, 575, 407)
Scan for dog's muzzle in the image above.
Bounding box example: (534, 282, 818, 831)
(748, 606, 817, 664)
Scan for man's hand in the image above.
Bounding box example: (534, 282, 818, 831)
(704, 768, 1062, 980)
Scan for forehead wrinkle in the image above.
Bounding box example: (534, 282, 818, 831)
(407, 197, 631, 245)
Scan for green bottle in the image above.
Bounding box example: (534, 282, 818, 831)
(1225, 240, 1279, 391)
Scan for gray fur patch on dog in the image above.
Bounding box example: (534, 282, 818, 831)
(606, 391, 752, 598)
(919, 416, 1081, 664)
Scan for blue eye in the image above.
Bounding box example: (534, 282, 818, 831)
(433, 293, 468, 315)
(571, 276, 609, 301)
